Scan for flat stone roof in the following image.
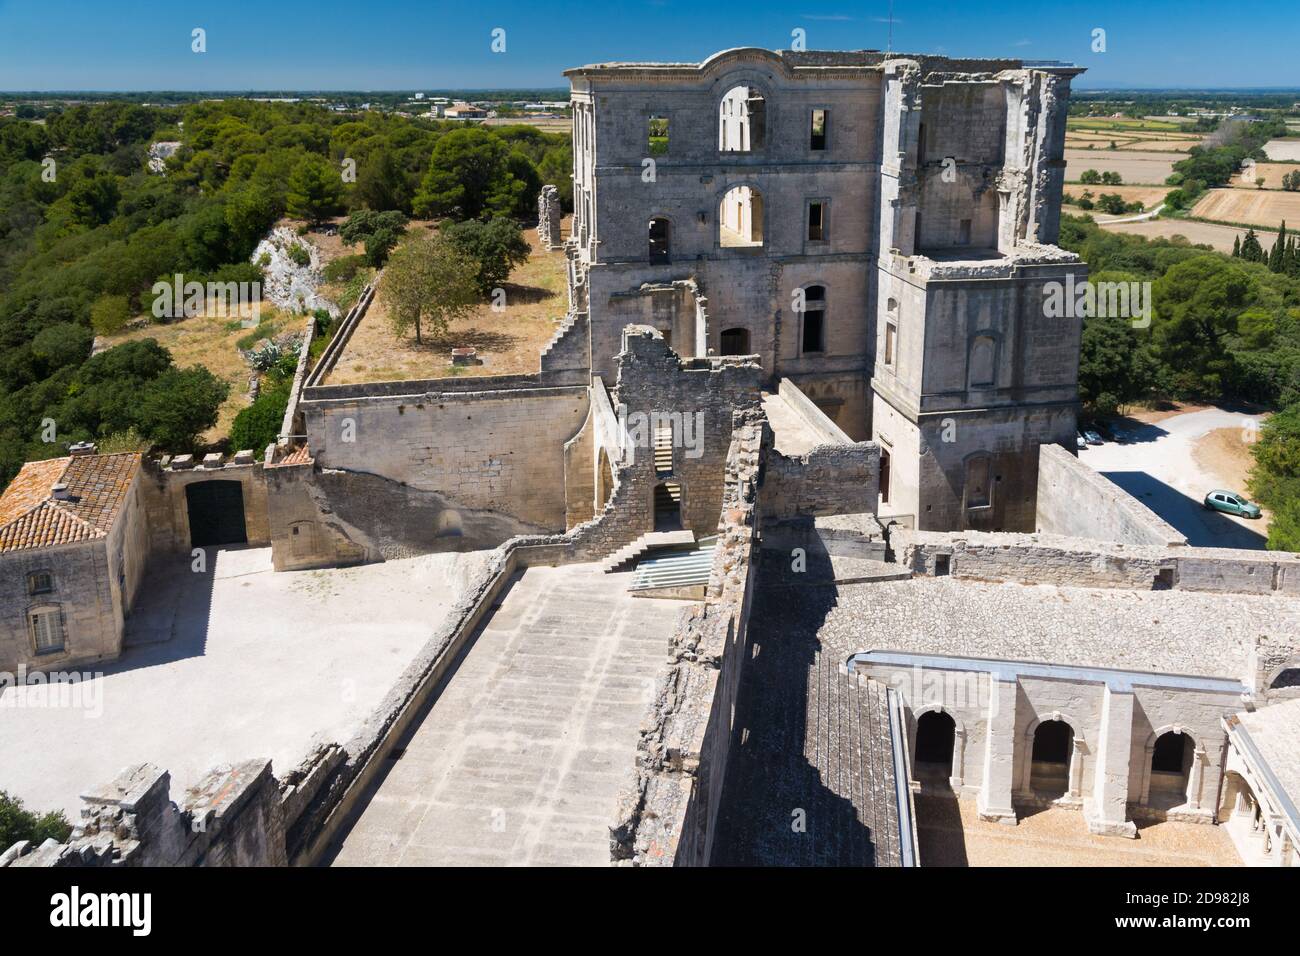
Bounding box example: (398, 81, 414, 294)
(815, 577, 1300, 681)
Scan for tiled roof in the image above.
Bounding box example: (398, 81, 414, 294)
(0, 453, 142, 553)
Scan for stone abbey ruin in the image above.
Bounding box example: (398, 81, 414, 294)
(3, 48, 1299, 869)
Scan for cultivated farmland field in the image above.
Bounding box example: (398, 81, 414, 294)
(1064, 148, 1180, 184)
(1229, 163, 1299, 189)
(1098, 217, 1280, 255)
(1189, 188, 1300, 229)
(1262, 139, 1300, 161)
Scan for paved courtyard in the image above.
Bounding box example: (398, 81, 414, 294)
(1081, 408, 1268, 549)
(327, 563, 689, 867)
(916, 795, 1241, 867)
(0, 546, 486, 817)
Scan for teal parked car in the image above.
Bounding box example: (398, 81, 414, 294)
(1204, 490, 1262, 518)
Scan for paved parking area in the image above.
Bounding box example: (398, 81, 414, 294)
(1081, 408, 1268, 549)
(327, 563, 690, 867)
(0, 546, 486, 817)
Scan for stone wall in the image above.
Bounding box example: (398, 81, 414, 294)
(610, 414, 765, 865)
(895, 526, 1300, 597)
(538, 184, 563, 250)
(761, 441, 880, 521)
(2, 761, 287, 868)
(140, 457, 271, 554)
(1036, 441, 1186, 546)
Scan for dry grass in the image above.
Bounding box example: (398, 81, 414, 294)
(100, 299, 307, 443)
(1062, 184, 1171, 211)
(1065, 148, 1180, 185)
(326, 216, 573, 385)
(1097, 217, 1280, 255)
(1263, 139, 1300, 162)
(1229, 163, 1300, 189)
(1189, 187, 1300, 230)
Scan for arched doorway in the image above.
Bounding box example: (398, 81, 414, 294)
(653, 481, 682, 531)
(719, 327, 750, 356)
(1149, 730, 1193, 797)
(185, 480, 247, 548)
(914, 710, 956, 784)
(1030, 719, 1073, 796)
(718, 86, 765, 152)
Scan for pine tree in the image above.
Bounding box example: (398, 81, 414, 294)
(1241, 228, 1263, 262)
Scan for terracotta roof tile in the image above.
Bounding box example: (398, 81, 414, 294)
(0, 453, 142, 553)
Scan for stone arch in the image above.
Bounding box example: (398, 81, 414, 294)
(1265, 657, 1300, 695)
(911, 703, 967, 787)
(716, 77, 770, 153)
(1139, 724, 1207, 807)
(717, 182, 765, 247)
(719, 327, 751, 356)
(1021, 712, 1086, 799)
(967, 330, 999, 389)
(436, 509, 463, 538)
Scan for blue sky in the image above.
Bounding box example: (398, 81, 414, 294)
(0, 0, 1295, 90)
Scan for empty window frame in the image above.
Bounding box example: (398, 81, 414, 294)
(648, 115, 669, 156)
(964, 455, 992, 510)
(648, 217, 671, 264)
(884, 322, 897, 367)
(801, 285, 826, 354)
(810, 109, 828, 150)
(807, 201, 826, 242)
(27, 570, 53, 595)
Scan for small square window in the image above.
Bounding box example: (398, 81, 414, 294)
(28, 571, 53, 595)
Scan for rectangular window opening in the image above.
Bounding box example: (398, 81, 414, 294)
(808, 201, 825, 241)
(810, 109, 827, 150)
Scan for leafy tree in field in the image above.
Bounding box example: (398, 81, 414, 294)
(0, 791, 71, 849)
(1079, 169, 1102, 184)
(66, 173, 120, 227)
(413, 128, 530, 221)
(379, 233, 480, 345)
(286, 154, 344, 225)
(442, 217, 531, 294)
(1078, 276, 1156, 415)
(1151, 255, 1253, 397)
(133, 366, 229, 451)
(340, 209, 407, 266)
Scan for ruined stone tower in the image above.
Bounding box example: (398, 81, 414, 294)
(563, 47, 1086, 532)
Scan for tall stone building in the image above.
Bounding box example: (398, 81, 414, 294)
(564, 48, 1087, 531)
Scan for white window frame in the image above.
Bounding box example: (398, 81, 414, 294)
(28, 604, 66, 655)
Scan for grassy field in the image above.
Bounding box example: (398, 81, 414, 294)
(1063, 184, 1171, 210)
(1263, 139, 1300, 161)
(1189, 188, 1300, 230)
(1067, 117, 1185, 133)
(326, 216, 572, 385)
(100, 301, 304, 443)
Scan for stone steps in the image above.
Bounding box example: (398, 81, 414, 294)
(599, 529, 696, 573)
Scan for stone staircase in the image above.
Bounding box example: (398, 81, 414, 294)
(599, 529, 695, 573)
(539, 311, 587, 372)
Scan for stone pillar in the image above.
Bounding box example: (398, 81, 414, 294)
(950, 726, 966, 789)
(1086, 684, 1137, 837)
(1186, 746, 1206, 810)
(977, 674, 1018, 824)
(538, 185, 562, 251)
(1068, 736, 1085, 800)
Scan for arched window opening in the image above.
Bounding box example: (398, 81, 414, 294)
(719, 327, 750, 356)
(719, 186, 763, 248)
(801, 285, 825, 354)
(719, 86, 765, 152)
(1150, 731, 1194, 796)
(915, 710, 956, 781)
(1030, 719, 1073, 795)
(1270, 668, 1300, 689)
(648, 217, 671, 264)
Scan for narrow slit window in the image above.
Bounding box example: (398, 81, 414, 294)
(810, 109, 828, 150)
(808, 202, 825, 241)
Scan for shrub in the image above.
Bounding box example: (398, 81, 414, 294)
(0, 791, 72, 849)
(323, 254, 366, 283)
(286, 242, 311, 267)
(229, 380, 291, 457)
(91, 294, 132, 335)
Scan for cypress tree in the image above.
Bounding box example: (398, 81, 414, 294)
(1232, 235, 1241, 257)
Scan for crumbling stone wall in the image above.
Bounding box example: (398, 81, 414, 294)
(611, 413, 765, 865)
(537, 184, 563, 250)
(2, 761, 287, 868)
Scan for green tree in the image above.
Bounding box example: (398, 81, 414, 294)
(134, 366, 230, 451)
(285, 155, 344, 225)
(1151, 255, 1253, 397)
(0, 791, 71, 848)
(413, 128, 528, 221)
(354, 149, 411, 213)
(229, 380, 291, 457)
(442, 217, 531, 294)
(89, 294, 131, 335)
(379, 233, 480, 345)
